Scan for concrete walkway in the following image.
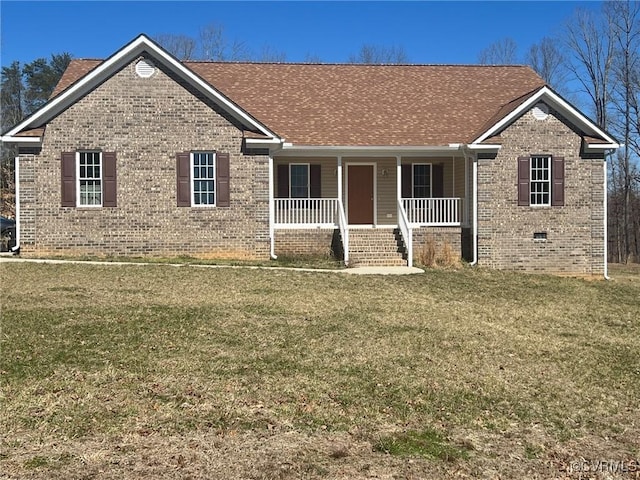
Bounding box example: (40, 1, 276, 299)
(0, 256, 424, 275)
(342, 265, 424, 275)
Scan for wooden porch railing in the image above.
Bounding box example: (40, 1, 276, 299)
(402, 198, 461, 226)
(274, 198, 338, 226)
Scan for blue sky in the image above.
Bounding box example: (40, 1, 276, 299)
(1, 1, 602, 67)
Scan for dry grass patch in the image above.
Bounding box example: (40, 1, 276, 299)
(1, 261, 639, 479)
(417, 239, 461, 268)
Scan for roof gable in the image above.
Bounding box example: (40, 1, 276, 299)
(472, 86, 619, 149)
(1, 34, 278, 141)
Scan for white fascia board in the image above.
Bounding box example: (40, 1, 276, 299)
(245, 138, 281, 144)
(4, 34, 279, 140)
(0, 136, 42, 144)
(585, 142, 620, 150)
(473, 86, 618, 147)
(245, 138, 282, 149)
(276, 144, 463, 157)
(466, 144, 502, 151)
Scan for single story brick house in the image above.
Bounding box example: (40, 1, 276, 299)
(1, 35, 619, 275)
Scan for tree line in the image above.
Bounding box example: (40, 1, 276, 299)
(1, 2, 638, 262)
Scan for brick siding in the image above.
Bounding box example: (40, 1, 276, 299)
(19, 55, 270, 259)
(412, 226, 462, 259)
(274, 229, 337, 257)
(476, 106, 605, 275)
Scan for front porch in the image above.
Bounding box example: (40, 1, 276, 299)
(269, 155, 471, 266)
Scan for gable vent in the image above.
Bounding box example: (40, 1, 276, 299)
(532, 102, 549, 120)
(135, 59, 156, 78)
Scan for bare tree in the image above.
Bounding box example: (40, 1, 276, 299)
(348, 44, 409, 64)
(255, 45, 287, 63)
(1, 62, 24, 130)
(197, 23, 250, 61)
(303, 53, 323, 63)
(606, 0, 640, 263)
(568, 2, 640, 263)
(525, 37, 568, 90)
(478, 38, 518, 65)
(156, 24, 280, 62)
(154, 33, 197, 61)
(565, 8, 615, 128)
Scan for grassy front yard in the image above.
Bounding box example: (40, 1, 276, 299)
(1, 262, 638, 479)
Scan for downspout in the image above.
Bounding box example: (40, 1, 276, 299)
(603, 155, 609, 280)
(11, 155, 20, 254)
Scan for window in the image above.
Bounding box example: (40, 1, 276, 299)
(518, 155, 564, 207)
(61, 151, 116, 208)
(276, 163, 321, 199)
(401, 163, 443, 198)
(290, 164, 309, 198)
(177, 151, 229, 207)
(192, 152, 216, 206)
(413, 164, 432, 198)
(530, 155, 550, 206)
(78, 151, 102, 206)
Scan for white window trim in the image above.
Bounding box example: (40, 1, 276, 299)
(76, 150, 103, 208)
(529, 155, 551, 207)
(412, 163, 432, 199)
(191, 151, 217, 207)
(289, 163, 310, 199)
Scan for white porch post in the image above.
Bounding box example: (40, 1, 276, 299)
(337, 156, 343, 201)
(452, 155, 456, 197)
(268, 155, 276, 259)
(396, 156, 401, 202)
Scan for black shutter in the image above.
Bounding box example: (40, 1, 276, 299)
(176, 152, 191, 207)
(61, 152, 76, 207)
(102, 152, 117, 207)
(277, 164, 289, 198)
(217, 152, 230, 207)
(401, 164, 412, 198)
(517, 156, 530, 206)
(551, 156, 564, 206)
(432, 164, 444, 198)
(310, 164, 321, 198)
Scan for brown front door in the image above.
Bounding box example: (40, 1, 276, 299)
(347, 165, 374, 224)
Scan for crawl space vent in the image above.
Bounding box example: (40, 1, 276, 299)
(532, 102, 549, 120)
(135, 59, 156, 78)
